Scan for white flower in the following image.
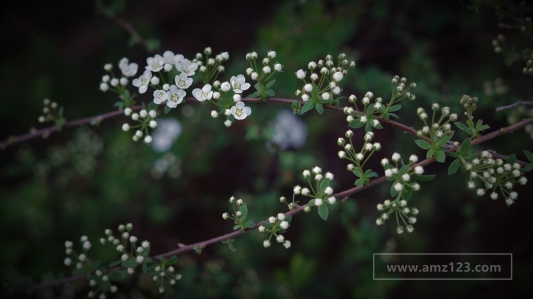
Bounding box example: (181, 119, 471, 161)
(174, 73, 193, 89)
(409, 155, 418, 163)
(258, 225, 265, 232)
(175, 58, 198, 76)
(283, 240, 291, 249)
(231, 101, 251, 120)
(333, 71, 343, 82)
(166, 85, 186, 108)
(280, 221, 289, 230)
(146, 54, 164, 72)
(274, 63, 282, 72)
(277, 213, 285, 221)
(221, 81, 231, 92)
(324, 186, 333, 195)
(267, 51, 276, 58)
(414, 166, 424, 174)
(153, 89, 168, 105)
(119, 58, 138, 77)
(394, 182, 403, 192)
(325, 172, 334, 180)
(296, 69, 306, 79)
(163, 51, 183, 67)
(230, 75, 251, 93)
(192, 84, 213, 102)
(276, 235, 285, 243)
(314, 198, 323, 206)
(132, 70, 152, 94)
(327, 196, 336, 204)
(322, 92, 330, 100)
(263, 66, 271, 74)
(304, 83, 313, 93)
(392, 152, 401, 162)
(263, 240, 271, 248)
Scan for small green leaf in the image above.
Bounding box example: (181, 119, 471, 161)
(459, 138, 471, 154)
(315, 103, 324, 114)
(435, 133, 454, 148)
(300, 101, 315, 115)
(355, 177, 366, 187)
(317, 204, 329, 221)
(109, 270, 128, 281)
(448, 159, 461, 175)
(109, 260, 122, 267)
(265, 79, 276, 89)
(166, 256, 178, 265)
(524, 150, 533, 162)
(239, 204, 248, 220)
(388, 104, 402, 112)
(122, 257, 139, 268)
(454, 122, 471, 134)
(435, 150, 446, 163)
(164, 105, 172, 114)
(245, 220, 255, 228)
(415, 139, 432, 150)
(265, 89, 275, 96)
(247, 91, 262, 98)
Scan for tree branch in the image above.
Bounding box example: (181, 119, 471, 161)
(495, 100, 533, 111)
(24, 114, 533, 294)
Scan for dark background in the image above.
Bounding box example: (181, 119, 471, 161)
(1, 0, 533, 298)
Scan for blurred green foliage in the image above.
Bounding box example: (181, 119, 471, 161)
(1, 0, 533, 298)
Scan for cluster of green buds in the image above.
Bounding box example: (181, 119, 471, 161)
(245, 51, 283, 100)
(337, 130, 381, 186)
(122, 107, 158, 143)
(258, 212, 292, 249)
(193, 46, 229, 84)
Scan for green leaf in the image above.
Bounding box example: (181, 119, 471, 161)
(247, 91, 262, 98)
(109, 270, 128, 281)
(166, 256, 178, 265)
(355, 177, 366, 187)
(318, 179, 329, 193)
(122, 257, 139, 268)
(459, 138, 471, 154)
(507, 153, 517, 164)
(524, 150, 533, 162)
(448, 159, 461, 175)
(315, 103, 324, 114)
(300, 101, 315, 115)
(265, 79, 276, 89)
(387, 104, 402, 112)
(349, 120, 364, 128)
(239, 204, 248, 220)
(222, 239, 237, 252)
(245, 220, 255, 228)
(317, 204, 329, 221)
(193, 245, 203, 255)
(415, 139, 432, 150)
(109, 260, 122, 267)
(164, 105, 172, 114)
(435, 133, 454, 148)
(454, 122, 471, 134)
(435, 150, 446, 163)
(265, 89, 275, 96)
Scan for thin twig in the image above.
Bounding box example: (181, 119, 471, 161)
(495, 100, 533, 111)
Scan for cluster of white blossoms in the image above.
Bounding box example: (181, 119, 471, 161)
(293, 166, 336, 210)
(152, 265, 182, 294)
(416, 103, 457, 139)
(343, 92, 382, 129)
(99, 223, 151, 275)
(466, 150, 527, 206)
(376, 199, 419, 234)
(99, 57, 138, 92)
(295, 53, 355, 102)
(338, 130, 381, 175)
(203, 75, 253, 126)
(258, 212, 292, 249)
(37, 98, 60, 123)
(245, 50, 283, 81)
(122, 108, 158, 143)
(64, 235, 118, 298)
(377, 153, 425, 233)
